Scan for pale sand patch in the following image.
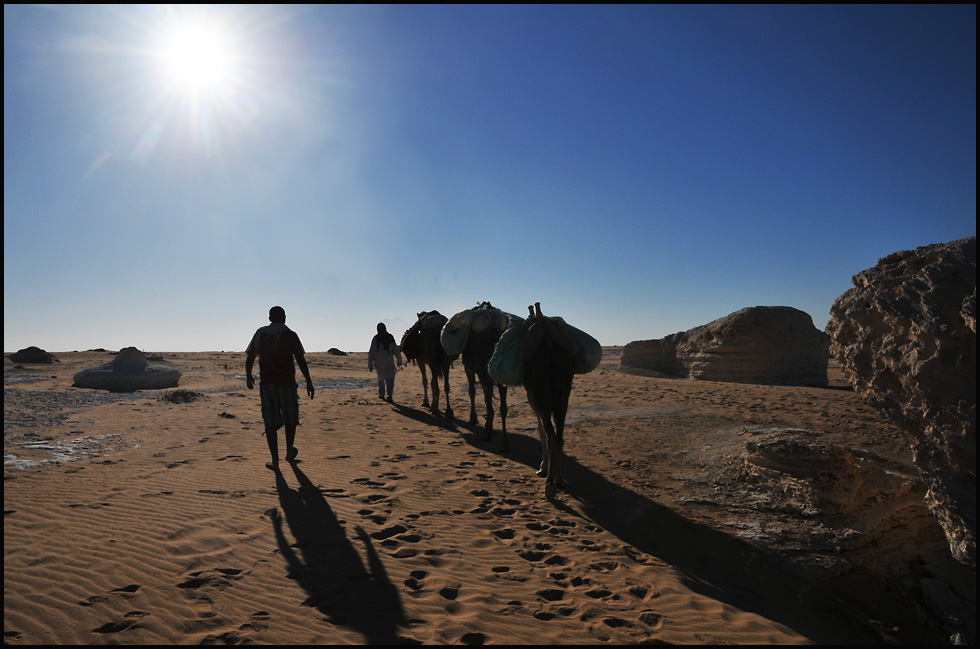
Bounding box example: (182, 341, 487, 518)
(4, 350, 947, 644)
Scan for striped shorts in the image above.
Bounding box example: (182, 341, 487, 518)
(259, 383, 300, 431)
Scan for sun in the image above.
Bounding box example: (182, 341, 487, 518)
(157, 19, 239, 96)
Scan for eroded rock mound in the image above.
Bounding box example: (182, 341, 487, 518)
(159, 389, 205, 404)
(9, 347, 60, 364)
(827, 236, 976, 573)
(621, 306, 830, 386)
(727, 427, 942, 578)
(72, 347, 181, 393)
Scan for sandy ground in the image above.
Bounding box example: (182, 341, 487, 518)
(4, 349, 952, 644)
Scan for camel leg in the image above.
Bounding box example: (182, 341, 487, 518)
(498, 385, 509, 452)
(467, 370, 479, 425)
(536, 417, 548, 477)
(419, 366, 430, 409)
(552, 391, 570, 490)
(548, 428, 564, 494)
(429, 368, 441, 415)
(442, 369, 453, 419)
(540, 416, 564, 500)
(481, 380, 495, 441)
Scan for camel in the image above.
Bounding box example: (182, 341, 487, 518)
(519, 303, 579, 499)
(441, 303, 519, 451)
(401, 311, 456, 418)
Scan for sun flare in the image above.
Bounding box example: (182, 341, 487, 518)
(158, 20, 238, 95)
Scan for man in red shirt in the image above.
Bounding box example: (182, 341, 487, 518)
(246, 306, 315, 469)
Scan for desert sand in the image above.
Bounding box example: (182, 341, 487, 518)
(4, 349, 951, 645)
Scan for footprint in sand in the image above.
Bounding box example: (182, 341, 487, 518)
(534, 588, 565, 602)
(519, 549, 548, 562)
(404, 570, 428, 591)
(177, 568, 245, 589)
(600, 616, 632, 629)
(439, 584, 460, 600)
(368, 524, 408, 541)
(638, 611, 664, 629)
(92, 611, 148, 634)
(239, 611, 271, 632)
(111, 584, 142, 595)
(352, 477, 386, 487)
(590, 559, 621, 572)
(140, 491, 173, 498)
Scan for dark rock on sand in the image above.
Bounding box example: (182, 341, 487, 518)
(159, 389, 206, 403)
(72, 347, 181, 393)
(8, 347, 60, 364)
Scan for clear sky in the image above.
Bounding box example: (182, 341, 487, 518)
(4, 4, 976, 353)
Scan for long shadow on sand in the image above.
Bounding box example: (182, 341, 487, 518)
(391, 402, 460, 433)
(271, 463, 415, 644)
(455, 422, 893, 645)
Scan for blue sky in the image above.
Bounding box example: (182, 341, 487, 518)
(4, 4, 976, 353)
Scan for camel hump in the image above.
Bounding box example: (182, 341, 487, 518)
(419, 311, 447, 330)
(522, 316, 603, 375)
(524, 317, 577, 360)
(400, 327, 420, 360)
(441, 310, 474, 356)
(488, 321, 526, 386)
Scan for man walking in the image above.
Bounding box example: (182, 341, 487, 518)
(368, 322, 403, 402)
(246, 306, 315, 469)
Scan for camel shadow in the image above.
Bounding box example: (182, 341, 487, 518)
(459, 427, 884, 644)
(270, 463, 415, 644)
(391, 402, 460, 433)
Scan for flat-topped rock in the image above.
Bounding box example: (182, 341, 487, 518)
(72, 347, 181, 392)
(621, 306, 830, 387)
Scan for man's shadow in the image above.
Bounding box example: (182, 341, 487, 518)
(270, 463, 413, 644)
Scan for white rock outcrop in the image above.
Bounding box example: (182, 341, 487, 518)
(827, 236, 976, 572)
(621, 306, 830, 386)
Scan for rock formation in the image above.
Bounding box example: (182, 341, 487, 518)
(621, 306, 830, 386)
(72, 347, 181, 392)
(730, 427, 943, 579)
(827, 237, 976, 574)
(8, 347, 59, 364)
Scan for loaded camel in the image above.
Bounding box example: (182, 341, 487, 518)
(489, 302, 602, 499)
(441, 302, 519, 451)
(401, 311, 457, 418)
